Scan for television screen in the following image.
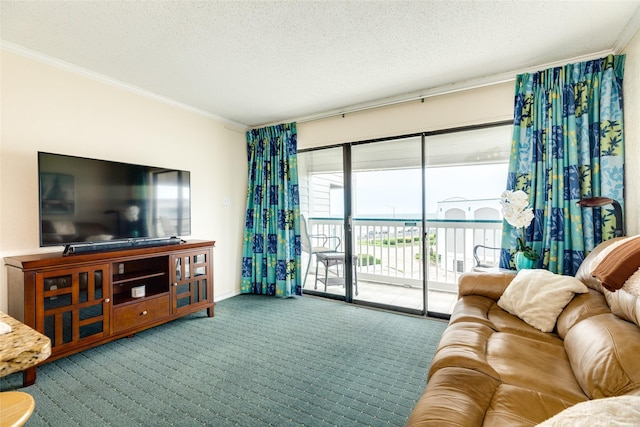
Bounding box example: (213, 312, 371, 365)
(38, 152, 191, 248)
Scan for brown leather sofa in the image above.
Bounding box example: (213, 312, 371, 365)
(407, 238, 640, 426)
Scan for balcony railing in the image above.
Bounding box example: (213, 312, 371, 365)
(307, 217, 502, 293)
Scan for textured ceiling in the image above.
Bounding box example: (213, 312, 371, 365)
(2, 1, 640, 127)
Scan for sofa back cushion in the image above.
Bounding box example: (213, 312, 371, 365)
(575, 237, 625, 293)
(573, 236, 640, 328)
(604, 290, 640, 327)
(565, 313, 640, 399)
(556, 289, 611, 339)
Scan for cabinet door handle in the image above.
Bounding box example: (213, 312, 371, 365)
(172, 283, 178, 286)
(104, 298, 110, 303)
(141, 310, 148, 316)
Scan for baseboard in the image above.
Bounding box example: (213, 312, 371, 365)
(214, 289, 242, 302)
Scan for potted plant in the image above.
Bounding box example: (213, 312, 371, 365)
(500, 190, 540, 270)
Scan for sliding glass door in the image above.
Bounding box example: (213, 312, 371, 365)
(298, 123, 511, 316)
(297, 147, 347, 299)
(350, 137, 423, 311)
(422, 126, 511, 314)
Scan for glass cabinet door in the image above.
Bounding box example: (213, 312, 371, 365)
(171, 250, 212, 315)
(37, 264, 110, 351)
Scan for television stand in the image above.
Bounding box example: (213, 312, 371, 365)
(5, 239, 215, 386)
(63, 237, 183, 255)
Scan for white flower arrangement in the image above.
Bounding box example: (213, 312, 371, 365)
(500, 190, 539, 261)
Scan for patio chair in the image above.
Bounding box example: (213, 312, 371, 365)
(472, 244, 501, 272)
(301, 215, 341, 287)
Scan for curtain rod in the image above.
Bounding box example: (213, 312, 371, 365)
(257, 49, 614, 128)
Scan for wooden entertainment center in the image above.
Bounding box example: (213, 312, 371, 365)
(5, 240, 215, 386)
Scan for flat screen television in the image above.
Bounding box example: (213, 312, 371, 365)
(38, 152, 190, 252)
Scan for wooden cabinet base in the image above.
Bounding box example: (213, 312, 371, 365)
(5, 240, 215, 386)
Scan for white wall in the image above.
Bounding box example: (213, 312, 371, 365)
(0, 49, 248, 311)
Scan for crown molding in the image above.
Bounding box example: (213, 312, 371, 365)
(1, 40, 249, 131)
(614, 4, 640, 52)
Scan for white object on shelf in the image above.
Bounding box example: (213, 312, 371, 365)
(131, 285, 146, 298)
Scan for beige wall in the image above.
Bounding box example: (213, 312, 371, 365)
(297, 82, 514, 148)
(623, 30, 640, 236)
(0, 49, 248, 311)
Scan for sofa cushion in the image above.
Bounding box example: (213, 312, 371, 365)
(555, 289, 611, 339)
(484, 384, 582, 427)
(485, 307, 564, 345)
(486, 333, 587, 403)
(428, 321, 499, 380)
(565, 313, 640, 399)
(458, 272, 515, 300)
(408, 367, 581, 427)
(407, 367, 501, 427)
(497, 269, 588, 332)
(430, 311, 586, 403)
(450, 295, 564, 345)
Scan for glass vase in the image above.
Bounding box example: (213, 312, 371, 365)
(515, 252, 535, 271)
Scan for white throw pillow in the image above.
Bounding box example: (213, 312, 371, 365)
(537, 395, 640, 426)
(497, 269, 588, 332)
(623, 269, 640, 296)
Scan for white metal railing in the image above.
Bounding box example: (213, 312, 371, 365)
(308, 217, 502, 293)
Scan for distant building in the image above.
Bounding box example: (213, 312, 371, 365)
(436, 197, 502, 272)
(436, 197, 502, 221)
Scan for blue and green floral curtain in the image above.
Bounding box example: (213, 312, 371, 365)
(241, 122, 302, 297)
(500, 54, 625, 275)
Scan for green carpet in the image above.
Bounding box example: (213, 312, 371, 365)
(1, 294, 447, 426)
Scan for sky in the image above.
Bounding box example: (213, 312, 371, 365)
(341, 163, 509, 217)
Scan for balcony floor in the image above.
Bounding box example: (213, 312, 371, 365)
(303, 272, 458, 315)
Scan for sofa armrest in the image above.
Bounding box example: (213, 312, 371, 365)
(458, 272, 516, 301)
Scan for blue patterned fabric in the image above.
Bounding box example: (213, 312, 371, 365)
(241, 123, 301, 296)
(500, 55, 625, 275)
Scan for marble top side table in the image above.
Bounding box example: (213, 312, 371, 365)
(0, 311, 51, 379)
